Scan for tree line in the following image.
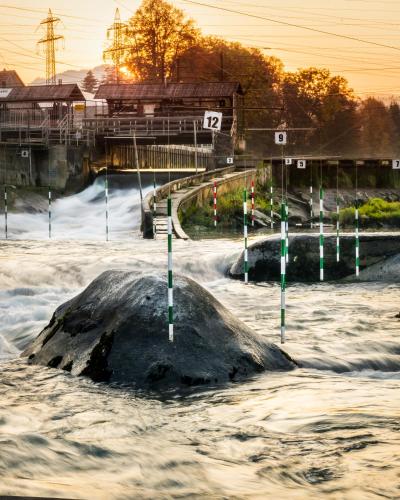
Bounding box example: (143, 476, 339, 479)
(83, 0, 400, 157)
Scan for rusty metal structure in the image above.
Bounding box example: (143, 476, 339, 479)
(103, 8, 128, 85)
(37, 9, 64, 86)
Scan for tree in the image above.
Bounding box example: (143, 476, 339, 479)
(100, 65, 121, 85)
(358, 98, 395, 157)
(170, 37, 284, 153)
(124, 0, 199, 82)
(389, 101, 400, 154)
(282, 68, 358, 154)
(81, 70, 99, 93)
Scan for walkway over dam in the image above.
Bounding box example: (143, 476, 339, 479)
(139, 157, 399, 240)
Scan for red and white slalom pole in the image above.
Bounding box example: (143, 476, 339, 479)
(213, 181, 217, 227)
(251, 180, 255, 226)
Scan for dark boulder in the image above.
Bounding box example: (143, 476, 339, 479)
(230, 234, 400, 282)
(22, 271, 296, 388)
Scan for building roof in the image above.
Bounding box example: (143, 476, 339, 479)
(95, 82, 243, 100)
(0, 83, 85, 102)
(0, 69, 24, 87)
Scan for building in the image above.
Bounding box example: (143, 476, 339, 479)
(0, 69, 24, 88)
(0, 83, 86, 138)
(95, 81, 243, 117)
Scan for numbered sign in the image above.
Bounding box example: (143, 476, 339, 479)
(297, 159, 306, 169)
(21, 150, 29, 158)
(227, 157, 234, 165)
(392, 159, 400, 169)
(285, 158, 293, 165)
(203, 111, 222, 131)
(274, 131, 287, 145)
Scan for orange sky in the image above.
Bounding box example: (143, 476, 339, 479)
(1, 0, 400, 98)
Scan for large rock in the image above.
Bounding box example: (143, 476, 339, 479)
(22, 271, 296, 387)
(230, 234, 400, 282)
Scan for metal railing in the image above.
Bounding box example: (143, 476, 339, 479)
(113, 144, 213, 171)
(83, 115, 233, 137)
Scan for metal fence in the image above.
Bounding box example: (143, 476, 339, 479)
(112, 144, 213, 171)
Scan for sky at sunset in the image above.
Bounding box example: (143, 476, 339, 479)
(1, 0, 400, 97)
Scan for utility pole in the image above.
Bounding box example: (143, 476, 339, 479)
(103, 8, 128, 84)
(37, 9, 64, 85)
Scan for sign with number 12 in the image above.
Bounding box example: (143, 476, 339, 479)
(203, 111, 223, 131)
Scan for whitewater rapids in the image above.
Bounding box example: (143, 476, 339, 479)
(0, 179, 399, 499)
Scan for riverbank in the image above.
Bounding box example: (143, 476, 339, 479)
(180, 187, 400, 238)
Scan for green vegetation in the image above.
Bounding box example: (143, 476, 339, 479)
(335, 198, 400, 227)
(179, 185, 278, 234)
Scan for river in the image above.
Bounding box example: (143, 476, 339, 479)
(0, 179, 399, 499)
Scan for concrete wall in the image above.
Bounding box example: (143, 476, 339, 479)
(0, 144, 90, 191)
(0, 145, 33, 186)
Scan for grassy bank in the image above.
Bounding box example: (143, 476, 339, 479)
(335, 198, 400, 227)
(179, 183, 277, 236)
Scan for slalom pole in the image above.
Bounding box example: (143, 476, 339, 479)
(4, 185, 7, 239)
(319, 186, 324, 281)
(310, 163, 313, 229)
(336, 197, 340, 263)
(355, 163, 359, 277)
(285, 159, 289, 263)
(251, 180, 255, 227)
(270, 184, 274, 230)
(336, 164, 340, 262)
(243, 187, 248, 284)
(280, 201, 286, 344)
(153, 172, 157, 216)
(213, 180, 217, 227)
(285, 203, 289, 263)
(105, 167, 109, 242)
(355, 203, 360, 277)
(167, 196, 174, 342)
(48, 185, 52, 239)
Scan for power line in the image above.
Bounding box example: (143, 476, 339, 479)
(181, 0, 400, 53)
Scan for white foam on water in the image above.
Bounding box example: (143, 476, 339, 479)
(4, 177, 152, 241)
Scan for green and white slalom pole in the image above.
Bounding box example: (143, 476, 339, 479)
(243, 188, 248, 284)
(309, 185, 313, 229)
(285, 202, 289, 263)
(280, 202, 286, 344)
(319, 186, 324, 281)
(270, 184, 274, 230)
(355, 202, 360, 277)
(153, 177, 157, 216)
(105, 168, 109, 242)
(4, 185, 7, 239)
(167, 196, 174, 342)
(336, 197, 340, 262)
(48, 185, 52, 239)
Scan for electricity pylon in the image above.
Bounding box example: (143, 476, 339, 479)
(37, 9, 64, 85)
(103, 8, 128, 84)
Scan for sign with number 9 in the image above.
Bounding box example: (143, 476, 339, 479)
(274, 131, 287, 145)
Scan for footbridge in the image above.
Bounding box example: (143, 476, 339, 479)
(142, 166, 258, 239)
